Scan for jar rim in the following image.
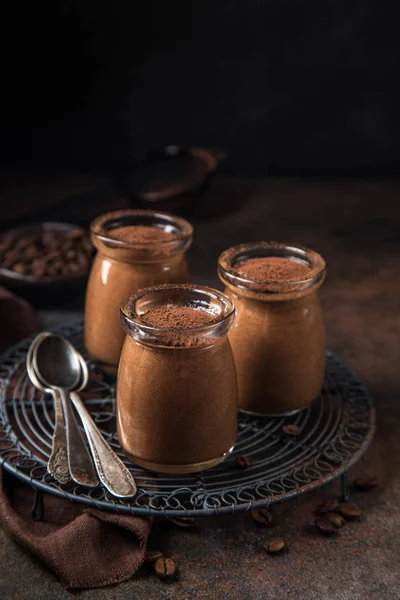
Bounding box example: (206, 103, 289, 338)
(218, 241, 326, 295)
(120, 283, 235, 335)
(90, 208, 193, 248)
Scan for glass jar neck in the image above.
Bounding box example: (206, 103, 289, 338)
(218, 242, 326, 301)
(120, 284, 235, 348)
(90, 209, 193, 264)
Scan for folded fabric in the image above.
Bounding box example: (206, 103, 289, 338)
(0, 469, 151, 588)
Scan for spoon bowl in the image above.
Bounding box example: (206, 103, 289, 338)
(33, 334, 81, 391)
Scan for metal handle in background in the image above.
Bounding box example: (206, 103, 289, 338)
(47, 389, 70, 485)
(70, 391, 137, 498)
(57, 387, 99, 487)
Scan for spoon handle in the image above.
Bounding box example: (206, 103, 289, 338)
(47, 389, 71, 485)
(70, 391, 137, 498)
(58, 388, 99, 488)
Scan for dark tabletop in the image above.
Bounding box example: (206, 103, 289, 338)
(1, 177, 399, 600)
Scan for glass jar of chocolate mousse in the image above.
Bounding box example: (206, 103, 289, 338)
(117, 284, 238, 474)
(218, 242, 326, 416)
(84, 209, 193, 374)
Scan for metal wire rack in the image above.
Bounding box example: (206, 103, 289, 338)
(0, 321, 375, 518)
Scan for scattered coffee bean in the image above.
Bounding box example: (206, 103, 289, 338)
(155, 557, 176, 581)
(144, 550, 164, 564)
(234, 455, 252, 469)
(315, 517, 337, 536)
(168, 517, 197, 529)
(354, 475, 378, 491)
(264, 537, 287, 554)
(318, 497, 339, 514)
(282, 424, 301, 436)
(337, 502, 362, 520)
(251, 508, 274, 527)
(325, 512, 345, 529)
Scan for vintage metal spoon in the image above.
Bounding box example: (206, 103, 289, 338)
(68, 346, 137, 498)
(32, 333, 99, 487)
(26, 334, 71, 485)
(33, 333, 136, 498)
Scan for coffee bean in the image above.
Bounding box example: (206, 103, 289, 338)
(13, 262, 28, 274)
(264, 537, 287, 554)
(65, 250, 77, 261)
(0, 238, 12, 253)
(67, 229, 85, 240)
(234, 455, 252, 469)
(282, 424, 301, 436)
(15, 237, 34, 250)
(318, 498, 339, 514)
(325, 512, 345, 529)
(23, 245, 40, 260)
(76, 253, 89, 268)
(251, 508, 274, 527)
(154, 557, 176, 581)
(144, 550, 164, 563)
(315, 517, 337, 536)
(35, 268, 47, 279)
(3, 250, 19, 265)
(42, 231, 58, 246)
(337, 502, 361, 520)
(68, 262, 82, 273)
(354, 475, 378, 491)
(167, 517, 197, 530)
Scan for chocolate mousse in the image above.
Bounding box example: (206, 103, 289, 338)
(117, 285, 238, 473)
(84, 210, 193, 374)
(108, 225, 176, 243)
(236, 256, 312, 282)
(218, 242, 326, 416)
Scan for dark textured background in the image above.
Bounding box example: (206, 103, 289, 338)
(1, 1, 400, 175)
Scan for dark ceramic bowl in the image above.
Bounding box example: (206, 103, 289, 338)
(0, 222, 92, 307)
(119, 146, 227, 217)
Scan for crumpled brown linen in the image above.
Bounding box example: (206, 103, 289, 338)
(0, 285, 151, 588)
(0, 286, 39, 355)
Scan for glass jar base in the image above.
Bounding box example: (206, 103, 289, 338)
(239, 403, 312, 417)
(123, 446, 234, 474)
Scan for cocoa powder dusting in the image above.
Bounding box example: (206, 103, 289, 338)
(235, 257, 311, 282)
(138, 306, 217, 347)
(142, 306, 214, 329)
(107, 225, 176, 243)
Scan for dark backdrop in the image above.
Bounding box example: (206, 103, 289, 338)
(1, 0, 399, 176)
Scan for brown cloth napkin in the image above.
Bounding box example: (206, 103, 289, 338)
(0, 286, 39, 355)
(0, 286, 152, 589)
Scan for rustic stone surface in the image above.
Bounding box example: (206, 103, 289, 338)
(1, 177, 399, 599)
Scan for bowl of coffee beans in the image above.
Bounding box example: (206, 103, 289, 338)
(0, 222, 94, 305)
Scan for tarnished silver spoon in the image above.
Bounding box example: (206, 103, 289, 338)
(68, 346, 137, 498)
(31, 333, 99, 487)
(27, 334, 71, 485)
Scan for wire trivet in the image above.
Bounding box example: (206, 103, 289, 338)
(0, 321, 375, 518)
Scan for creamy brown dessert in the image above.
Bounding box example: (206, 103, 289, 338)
(218, 242, 326, 415)
(84, 210, 193, 374)
(117, 285, 238, 473)
(235, 256, 312, 284)
(107, 225, 176, 244)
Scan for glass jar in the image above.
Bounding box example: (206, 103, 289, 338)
(117, 284, 238, 474)
(84, 209, 193, 374)
(218, 242, 326, 416)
